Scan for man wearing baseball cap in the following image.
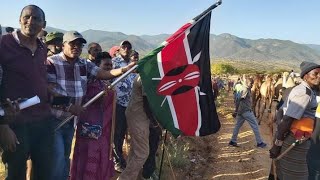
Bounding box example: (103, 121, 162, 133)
(5, 27, 14, 34)
(45, 31, 64, 57)
(47, 31, 136, 179)
(109, 45, 120, 58)
(112, 40, 138, 172)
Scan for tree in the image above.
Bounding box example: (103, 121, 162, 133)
(211, 63, 237, 75)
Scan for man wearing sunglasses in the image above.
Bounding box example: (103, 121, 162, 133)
(47, 31, 135, 180)
(112, 40, 139, 173)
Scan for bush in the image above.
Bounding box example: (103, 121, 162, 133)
(156, 133, 190, 179)
(211, 63, 238, 75)
(165, 134, 190, 168)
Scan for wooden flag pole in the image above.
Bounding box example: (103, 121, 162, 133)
(158, 130, 168, 180)
(164, 144, 177, 180)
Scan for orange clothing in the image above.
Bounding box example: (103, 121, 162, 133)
(290, 117, 314, 139)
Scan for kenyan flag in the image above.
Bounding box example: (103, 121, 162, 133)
(137, 9, 220, 137)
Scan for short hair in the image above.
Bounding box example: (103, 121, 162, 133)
(20, 5, 46, 21)
(130, 50, 139, 57)
(87, 42, 101, 54)
(95, 52, 112, 66)
(120, 40, 132, 48)
(5, 27, 14, 33)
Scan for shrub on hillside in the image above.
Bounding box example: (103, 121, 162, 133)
(211, 63, 238, 75)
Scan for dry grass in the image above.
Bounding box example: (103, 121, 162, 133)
(0, 156, 6, 179)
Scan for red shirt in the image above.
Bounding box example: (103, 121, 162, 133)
(0, 31, 51, 123)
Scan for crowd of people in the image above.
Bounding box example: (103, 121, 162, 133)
(1, 4, 320, 180)
(0, 5, 161, 180)
(224, 64, 320, 180)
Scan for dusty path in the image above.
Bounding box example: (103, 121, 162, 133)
(176, 90, 273, 180)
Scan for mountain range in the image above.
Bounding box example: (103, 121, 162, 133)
(2, 26, 320, 71)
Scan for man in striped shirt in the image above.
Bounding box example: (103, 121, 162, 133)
(47, 31, 135, 180)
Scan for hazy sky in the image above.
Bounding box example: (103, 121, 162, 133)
(1, 0, 319, 44)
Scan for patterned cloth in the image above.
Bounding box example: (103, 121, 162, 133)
(112, 55, 137, 107)
(270, 81, 317, 180)
(275, 134, 310, 180)
(47, 52, 100, 120)
(71, 79, 115, 180)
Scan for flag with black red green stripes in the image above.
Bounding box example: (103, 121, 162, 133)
(137, 11, 220, 137)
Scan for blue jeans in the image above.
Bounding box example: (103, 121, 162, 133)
(2, 116, 54, 180)
(231, 111, 263, 144)
(52, 119, 75, 180)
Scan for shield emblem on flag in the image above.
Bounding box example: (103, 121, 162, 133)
(138, 11, 220, 137)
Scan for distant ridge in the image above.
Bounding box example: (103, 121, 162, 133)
(2, 26, 320, 70)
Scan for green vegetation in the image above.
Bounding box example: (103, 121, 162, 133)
(166, 135, 190, 168)
(211, 59, 294, 74)
(215, 89, 228, 107)
(211, 63, 238, 75)
(0, 160, 6, 179)
(156, 132, 191, 179)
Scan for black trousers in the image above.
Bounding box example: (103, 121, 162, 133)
(142, 125, 162, 178)
(307, 147, 320, 180)
(113, 104, 127, 166)
(2, 117, 54, 180)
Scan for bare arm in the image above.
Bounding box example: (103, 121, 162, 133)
(0, 99, 20, 124)
(96, 67, 126, 80)
(96, 62, 136, 80)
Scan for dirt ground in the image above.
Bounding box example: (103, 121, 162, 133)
(0, 90, 273, 180)
(169, 90, 273, 180)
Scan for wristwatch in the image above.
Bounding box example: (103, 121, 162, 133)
(274, 139, 283, 146)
